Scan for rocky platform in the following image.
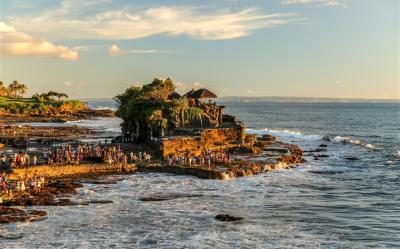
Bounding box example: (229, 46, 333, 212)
(140, 141, 304, 179)
(1, 135, 304, 223)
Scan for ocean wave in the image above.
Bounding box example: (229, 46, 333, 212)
(394, 149, 400, 158)
(331, 136, 377, 150)
(89, 105, 118, 111)
(245, 128, 322, 140)
(66, 118, 122, 133)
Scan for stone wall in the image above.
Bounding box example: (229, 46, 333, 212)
(161, 136, 202, 157)
(161, 127, 241, 157)
(200, 128, 240, 148)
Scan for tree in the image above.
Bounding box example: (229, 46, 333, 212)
(8, 80, 27, 98)
(0, 81, 8, 97)
(115, 78, 177, 142)
(56, 92, 69, 100)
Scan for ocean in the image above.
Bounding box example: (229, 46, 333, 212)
(1, 100, 399, 248)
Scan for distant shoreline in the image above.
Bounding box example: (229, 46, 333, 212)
(78, 96, 400, 103)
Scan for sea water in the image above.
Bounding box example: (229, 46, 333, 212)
(1, 100, 399, 248)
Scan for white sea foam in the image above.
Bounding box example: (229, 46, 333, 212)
(384, 160, 394, 165)
(394, 149, 400, 158)
(66, 117, 122, 134)
(89, 105, 118, 111)
(246, 128, 322, 141)
(332, 136, 377, 150)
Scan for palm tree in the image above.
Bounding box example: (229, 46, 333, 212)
(187, 107, 205, 127)
(56, 92, 69, 100)
(0, 81, 8, 97)
(148, 109, 168, 138)
(8, 80, 27, 98)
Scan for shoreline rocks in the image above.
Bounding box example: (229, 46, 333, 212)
(0, 207, 47, 224)
(215, 214, 243, 222)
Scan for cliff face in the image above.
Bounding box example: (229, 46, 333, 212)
(161, 127, 242, 157)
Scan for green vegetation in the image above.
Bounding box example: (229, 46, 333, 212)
(0, 81, 84, 115)
(0, 80, 27, 98)
(115, 77, 205, 142)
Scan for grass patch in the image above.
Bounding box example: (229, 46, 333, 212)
(0, 97, 86, 115)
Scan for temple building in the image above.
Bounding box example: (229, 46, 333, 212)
(160, 88, 246, 158)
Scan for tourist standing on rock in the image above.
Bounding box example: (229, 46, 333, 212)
(20, 179, 26, 192)
(33, 155, 37, 166)
(0, 154, 7, 168)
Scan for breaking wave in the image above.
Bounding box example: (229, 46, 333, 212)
(330, 136, 377, 149)
(245, 128, 322, 141)
(246, 128, 378, 150)
(66, 118, 122, 134)
(394, 149, 400, 158)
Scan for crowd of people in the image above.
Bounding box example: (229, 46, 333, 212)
(1, 152, 38, 168)
(165, 149, 231, 169)
(0, 142, 232, 172)
(0, 144, 153, 169)
(0, 172, 45, 198)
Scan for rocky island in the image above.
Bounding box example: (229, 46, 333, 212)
(0, 78, 305, 223)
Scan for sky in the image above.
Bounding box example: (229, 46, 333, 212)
(0, 0, 398, 99)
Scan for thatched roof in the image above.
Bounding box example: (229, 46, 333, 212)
(168, 92, 182, 100)
(183, 88, 217, 99)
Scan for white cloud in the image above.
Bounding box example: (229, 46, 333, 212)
(175, 81, 206, 93)
(0, 22, 78, 60)
(129, 49, 159, 54)
(6, 2, 294, 41)
(64, 81, 86, 89)
(282, 0, 342, 6)
(108, 44, 126, 56)
(108, 45, 171, 55)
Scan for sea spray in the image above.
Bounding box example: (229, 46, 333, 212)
(332, 136, 377, 150)
(245, 128, 322, 141)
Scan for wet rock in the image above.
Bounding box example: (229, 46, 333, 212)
(215, 214, 243, 222)
(260, 134, 276, 141)
(7, 180, 83, 206)
(82, 179, 118, 185)
(309, 170, 344, 175)
(139, 194, 203, 202)
(315, 154, 330, 158)
(264, 147, 289, 153)
(139, 196, 174, 202)
(0, 233, 24, 240)
(322, 135, 331, 142)
(304, 148, 327, 153)
(0, 207, 47, 223)
(88, 199, 113, 204)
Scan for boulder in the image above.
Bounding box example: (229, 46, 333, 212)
(259, 135, 276, 142)
(264, 147, 289, 154)
(0, 207, 47, 223)
(215, 214, 243, 222)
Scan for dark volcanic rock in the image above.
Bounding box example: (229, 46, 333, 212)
(139, 194, 203, 202)
(315, 154, 330, 158)
(309, 170, 344, 175)
(215, 214, 243, 222)
(304, 148, 327, 153)
(0, 207, 47, 223)
(88, 199, 114, 204)
(7, 180, 83, 206)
